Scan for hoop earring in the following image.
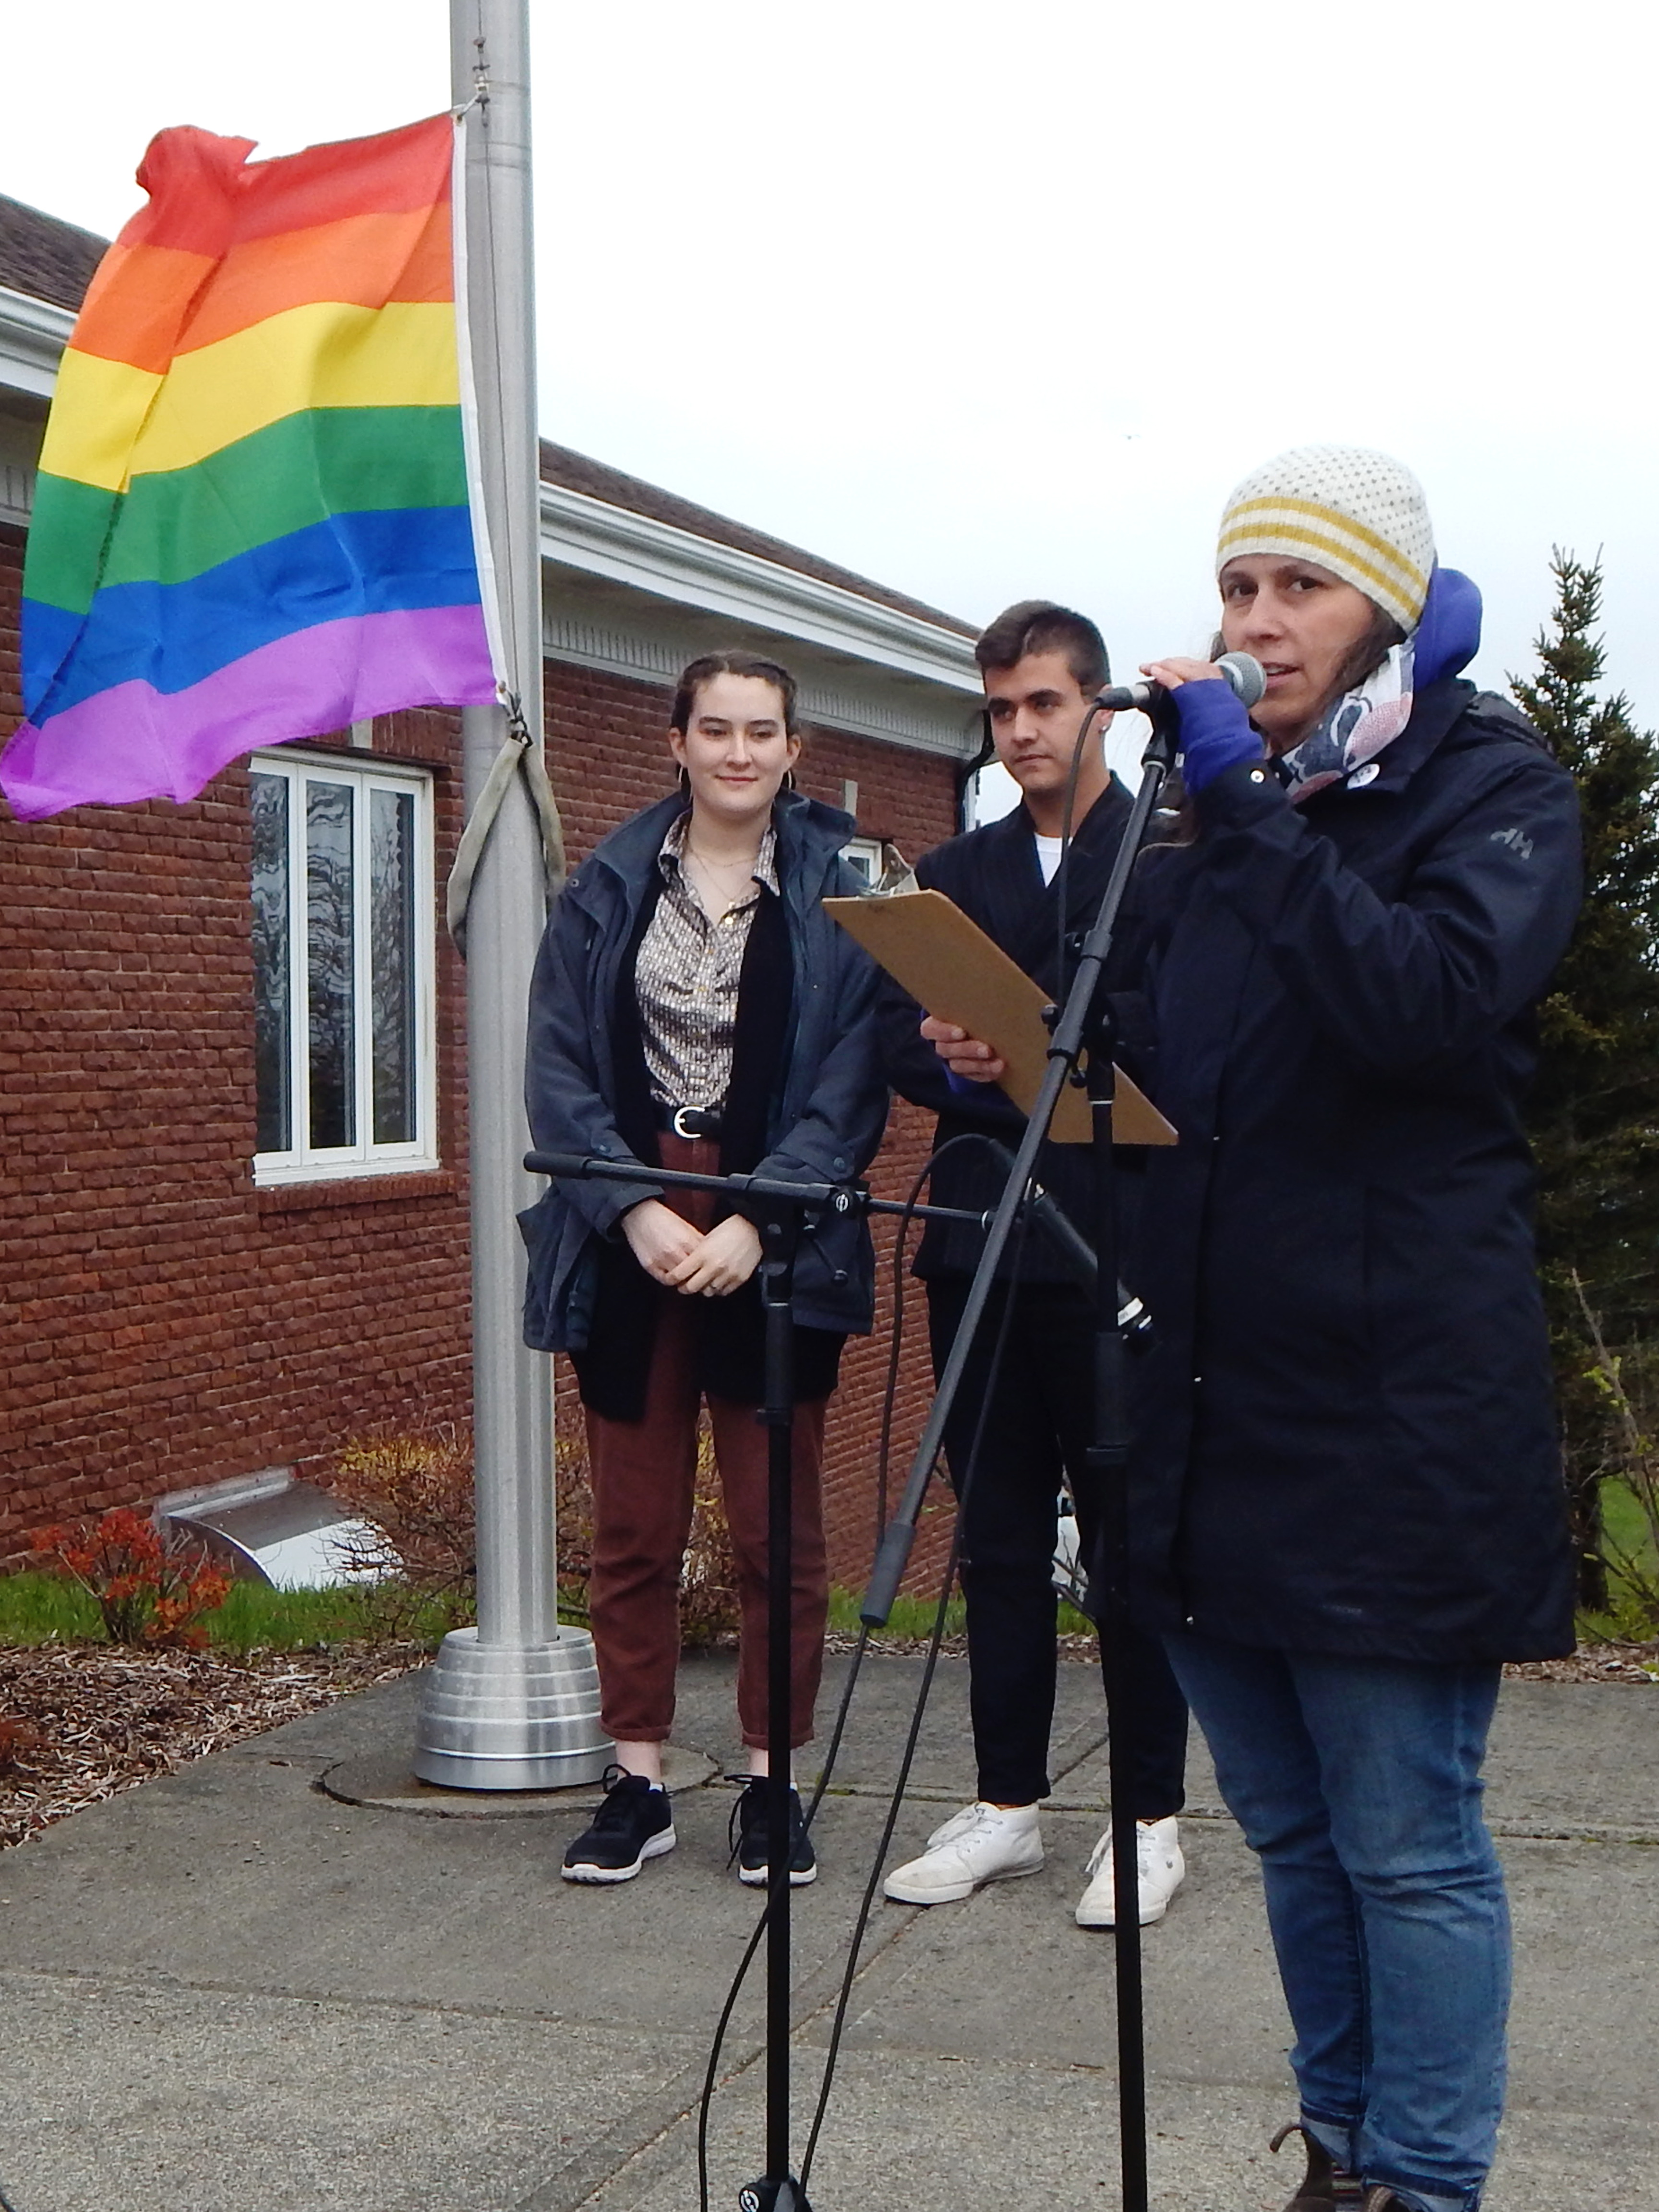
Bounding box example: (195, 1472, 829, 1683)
(782, 769, 797, 793)
(676, 765, 690, 794)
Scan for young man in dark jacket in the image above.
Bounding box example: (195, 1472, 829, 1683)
(877, 601, 1190, 1927)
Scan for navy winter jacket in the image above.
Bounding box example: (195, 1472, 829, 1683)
(1126, 678, 1583, 1663)
(519, 789, 888, 1358)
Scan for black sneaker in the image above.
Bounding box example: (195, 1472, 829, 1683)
(730, 1778, 817, 1887)
(562, 1766, 675, 1884)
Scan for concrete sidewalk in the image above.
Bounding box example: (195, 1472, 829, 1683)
(0, 1651, 1654, 2212)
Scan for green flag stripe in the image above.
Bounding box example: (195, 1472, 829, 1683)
(24, 405, 471, 615)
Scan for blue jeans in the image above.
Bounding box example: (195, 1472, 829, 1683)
(1164, 1632, 1509, 2212)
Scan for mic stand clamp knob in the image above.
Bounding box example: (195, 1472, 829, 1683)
(741, 2177, 811, 2212)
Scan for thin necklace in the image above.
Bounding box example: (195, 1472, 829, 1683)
(685, 843, 757, 879)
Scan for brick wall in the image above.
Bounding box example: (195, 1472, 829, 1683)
(0, 509, 476, 1549)
(0, 552, 961, 1594)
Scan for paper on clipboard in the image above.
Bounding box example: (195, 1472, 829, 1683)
(825, 889, 1176, 1146)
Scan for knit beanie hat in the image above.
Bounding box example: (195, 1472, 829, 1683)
(1216, 445, 1435, 632)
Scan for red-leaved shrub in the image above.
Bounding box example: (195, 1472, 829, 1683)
(29, 1509, 233, 1650)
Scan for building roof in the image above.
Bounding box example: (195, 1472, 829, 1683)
(0, 192, 106, 314)
(0, 189, 974, 643)
(539, 441, 974, 638)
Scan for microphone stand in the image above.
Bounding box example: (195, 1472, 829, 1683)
(857, 700, 1180, 2212)
(526, 1149, 1091, 2211)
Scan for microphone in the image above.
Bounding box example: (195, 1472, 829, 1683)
(1095, 650, 1266, 714)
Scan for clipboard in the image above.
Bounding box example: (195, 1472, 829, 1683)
(826, 889, 1176, 1147)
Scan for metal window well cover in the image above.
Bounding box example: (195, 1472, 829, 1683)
(159, 1469, 387, 1590)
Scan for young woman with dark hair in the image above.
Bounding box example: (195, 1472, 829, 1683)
(521, 650, 887, 1888)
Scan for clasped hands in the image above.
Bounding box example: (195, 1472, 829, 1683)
(622, 1199, 762, 1296)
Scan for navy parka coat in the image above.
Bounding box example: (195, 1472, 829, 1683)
(519, 789, 889, 1390)
(1126, 679, 1582, 1664)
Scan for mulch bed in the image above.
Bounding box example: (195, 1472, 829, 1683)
(0, 1642, 425, 1850)
(1503, 1640, 1659, 1685)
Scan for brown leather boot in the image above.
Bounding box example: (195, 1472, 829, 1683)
(1271, 2122, 1363, 2209)
(1359, 2194, 1415, 2211)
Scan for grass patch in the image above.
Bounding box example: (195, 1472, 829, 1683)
(1601, 1477, 1659, 1579)
(206, 1580, 458, 1654)
(1578, 1478, 1659, 1643)
(6, 1565, 1094, 1659)
(0, 1570, 460, 1654)
(0, 1571, 102, 1646)
(826, 1587, 1094, 1642)
(827, 1587, 965, 1639)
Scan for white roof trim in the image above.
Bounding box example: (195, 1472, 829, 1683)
(542, 597, 981, 758)
(540, 480, 979, 696)
(0, 284, 73, 399)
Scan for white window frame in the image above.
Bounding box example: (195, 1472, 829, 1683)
(250, 749, 439, 1188)
(840, 834, 885, 887)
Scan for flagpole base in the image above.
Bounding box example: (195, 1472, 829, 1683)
(412, 1624, 612, 1790)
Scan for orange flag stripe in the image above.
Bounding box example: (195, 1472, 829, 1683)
(72, 204, 454, 375)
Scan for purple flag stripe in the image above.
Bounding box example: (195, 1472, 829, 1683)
(0, 603, 495, 820)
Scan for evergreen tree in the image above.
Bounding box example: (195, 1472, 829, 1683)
(1514, 552, 1659, 1611)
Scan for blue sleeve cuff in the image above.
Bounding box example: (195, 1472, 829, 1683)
(1173, 678, 1264, 793)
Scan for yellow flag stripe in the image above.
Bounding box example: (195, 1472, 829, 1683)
(40, 300, 459, 493)
(39, 351, 165, 494)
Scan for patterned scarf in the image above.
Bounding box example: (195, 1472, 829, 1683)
(1274, 635, 1417, 804)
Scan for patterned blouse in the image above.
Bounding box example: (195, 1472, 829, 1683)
(636, 810, 780, 1112)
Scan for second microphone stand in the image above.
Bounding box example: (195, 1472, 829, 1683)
(526, 1147, 1055, 2212)
(859, 699, 1180, 2212)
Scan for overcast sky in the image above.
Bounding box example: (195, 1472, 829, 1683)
(5, 0, 1656, 781)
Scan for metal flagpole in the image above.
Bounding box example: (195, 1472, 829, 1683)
(413, 0, 610, 1789)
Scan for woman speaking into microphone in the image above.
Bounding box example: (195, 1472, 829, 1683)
(1136, 450, 1580, 2212)
(935, 447, 1582, 2212)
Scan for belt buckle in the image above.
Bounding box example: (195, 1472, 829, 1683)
(672, 1105, 703, 1140)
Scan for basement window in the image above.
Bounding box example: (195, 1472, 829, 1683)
(840, 835, 885, 886)
(249, 752, 438, 1186)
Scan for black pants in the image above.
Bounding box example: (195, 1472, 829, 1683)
(926, 1275, 1189, 1815)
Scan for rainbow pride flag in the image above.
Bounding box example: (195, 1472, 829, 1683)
(1, 113, 499, 821)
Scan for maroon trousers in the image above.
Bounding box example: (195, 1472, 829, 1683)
(582, 1134, 829, 1750)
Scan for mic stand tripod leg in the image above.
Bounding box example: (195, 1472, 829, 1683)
(743, 1206, 813, 2212)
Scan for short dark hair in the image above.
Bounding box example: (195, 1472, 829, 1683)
(974, 601, 1110, 694)
(670, 650, 799, 735)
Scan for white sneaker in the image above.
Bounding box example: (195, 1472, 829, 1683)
(883, 1801, 1045, 1904)
(1075, 1815, 1184, 1927)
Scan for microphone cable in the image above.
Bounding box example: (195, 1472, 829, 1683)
(693, 1134, 1032, 2212)
(796, 1182, 1036, 2193)
(1053, 695, 1108, 1004)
